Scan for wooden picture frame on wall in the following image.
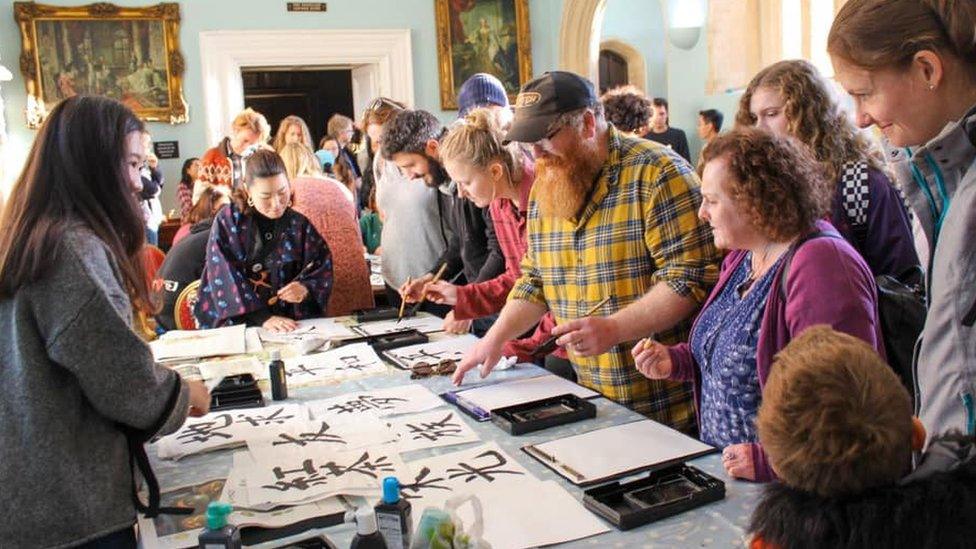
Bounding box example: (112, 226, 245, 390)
(14, 1, 189, 128)
(434, 0, 532, 111)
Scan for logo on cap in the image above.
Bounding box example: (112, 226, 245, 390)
(515, 92, 541, 108)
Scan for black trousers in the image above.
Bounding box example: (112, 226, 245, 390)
(77, 526, 136, 549)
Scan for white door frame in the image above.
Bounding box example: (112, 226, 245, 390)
(198, 29, 414, 145)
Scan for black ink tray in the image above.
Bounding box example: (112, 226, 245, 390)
(354, 306, 415, 323)
(582, 463, 725, 530)
(490, 393, 596, 435)
(210, 374, 265, 411)
(370, 329, 429, 352)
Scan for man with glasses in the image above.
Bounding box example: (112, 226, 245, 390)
(452, 71, 720, 433)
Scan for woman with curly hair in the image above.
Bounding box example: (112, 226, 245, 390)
(632, 128, 883, 482)
(736, 59, 918, 277)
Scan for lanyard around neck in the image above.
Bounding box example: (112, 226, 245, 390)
(905, 148, 951, 245)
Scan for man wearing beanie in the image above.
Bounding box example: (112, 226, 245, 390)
(453, 71, 720, 433)
(457, 73, 514, 129)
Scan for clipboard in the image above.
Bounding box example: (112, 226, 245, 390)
(522, 420, 717, 486)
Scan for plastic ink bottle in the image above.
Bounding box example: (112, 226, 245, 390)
(348, 506, 387, 549)
(197, 501, 242, 549)
(268, 349, 287, 401)
(374, 476, 412, 549)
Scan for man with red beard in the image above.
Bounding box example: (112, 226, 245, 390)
(452, 71, 720, 432)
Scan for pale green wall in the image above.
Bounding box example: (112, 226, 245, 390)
(600, 0, 667, 98)
(0, 0, 562, 210)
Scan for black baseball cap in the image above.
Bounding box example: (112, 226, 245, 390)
(504, 71, 598, 144)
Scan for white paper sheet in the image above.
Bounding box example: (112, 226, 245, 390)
(386, 410, 480, 453)
(153, 404, 308, 459)
(244, 327, 264, 353)
(524, 420, 715, 485)
(196, 356, 266, 382)
(136, 475, 347, 549)
(398, 442, 535, 522)
(257, 318, 359, 340)
(150, 324, 247, 361)
(354, 315, 446, 336)
(471, 480, 609, 548)
(383, 334, 480, 369)
(453, 374, 599, 412)
(243, 445, 410, 507)
(247, 416, 396, 460)
(307, 384, 445, 423)
(281, 343, 388, 387)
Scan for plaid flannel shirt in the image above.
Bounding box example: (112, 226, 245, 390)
(509, 127, 720, 431)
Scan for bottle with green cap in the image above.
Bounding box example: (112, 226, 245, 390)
(197, 501, 242, 549)
(374, 476, 412, 549)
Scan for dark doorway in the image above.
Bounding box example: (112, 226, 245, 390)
(598, 50, 629, 94)
(241, 68, 354, 148)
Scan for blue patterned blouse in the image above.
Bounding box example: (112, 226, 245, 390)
(691, 252, 785, 448)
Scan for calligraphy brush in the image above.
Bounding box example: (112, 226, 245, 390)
(397, 263, 447, 323)
(395, 276, 413, 324)
(404, 267, 463, 318)
(530, 295, 614, 355)
(267, 262, 317, 305)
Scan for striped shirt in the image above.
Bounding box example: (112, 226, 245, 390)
(509, 127, 720, 431)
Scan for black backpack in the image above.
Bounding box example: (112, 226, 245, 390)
(779, 231, 925, 405)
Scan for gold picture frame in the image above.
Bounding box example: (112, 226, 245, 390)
(434, 0, 533, 111)
(14, 1, 189, 128)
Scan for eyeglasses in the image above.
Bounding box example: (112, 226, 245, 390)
(410, 359, 458, 379)
(366, 97, 403, 113)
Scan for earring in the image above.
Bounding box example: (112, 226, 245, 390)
(929, 84, 936, 90)
(246, 196, 254, 206)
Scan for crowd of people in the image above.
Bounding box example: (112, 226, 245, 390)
(1, 0, 974, 546)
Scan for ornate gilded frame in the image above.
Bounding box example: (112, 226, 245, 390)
(14, 2, 188, 128)
(434, 0, 533, 111)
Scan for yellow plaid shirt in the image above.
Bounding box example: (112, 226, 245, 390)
(510, 127, 720, 432)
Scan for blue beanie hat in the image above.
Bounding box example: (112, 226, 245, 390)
(457, 73, 509, 118)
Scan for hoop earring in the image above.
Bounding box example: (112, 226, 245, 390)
(246, 196, 254, 207)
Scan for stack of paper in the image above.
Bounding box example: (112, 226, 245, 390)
(150, 324, 247, 362)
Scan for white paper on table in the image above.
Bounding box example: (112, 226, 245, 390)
(247, 415, 396, 460)
(468, 480, 609, 548)
(282, 343, 388, 387)
(383, 334, 480, 369)
(256, 318, 359, 341)
(307, 384, 445, 423)
(244, 445, 411, 507)
(149, 324, 247, 361)
(196, 356, 266, 382)
(153, 404, 308, 459)
(136, 475, 348, 549)
(354, 315, 446, 336)
(386, 409, 480, 453)
(399, 442, 535, 513)
(244, 327, 264, 353)
(523, 420, 716, 485)
(453, 374, 599, 412)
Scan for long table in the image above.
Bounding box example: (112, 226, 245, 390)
(150, 337, 763, 547)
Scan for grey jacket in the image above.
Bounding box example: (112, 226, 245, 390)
(0, 226, 190, 548)
(890, 105, 976, 443)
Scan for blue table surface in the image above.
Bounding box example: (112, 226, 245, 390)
(151, 359, 761, 548)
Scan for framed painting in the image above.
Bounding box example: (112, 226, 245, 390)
(434, 0, 532, 110)
(14, 2, 189, 128)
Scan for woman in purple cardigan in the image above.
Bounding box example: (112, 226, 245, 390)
(633, 128, 884, 482)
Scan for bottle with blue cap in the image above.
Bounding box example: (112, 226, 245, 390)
(374, 476, 412, 549)
(197, 501, 241, 548)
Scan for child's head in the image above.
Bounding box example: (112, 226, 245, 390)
(758, 325, 923, 498)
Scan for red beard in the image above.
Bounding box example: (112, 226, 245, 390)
(533, 137, 604, 220)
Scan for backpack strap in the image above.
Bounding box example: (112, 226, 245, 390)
(839, 161, 870, 248)
(778, 230, 845, 300)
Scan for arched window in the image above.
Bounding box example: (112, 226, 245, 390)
(598, 49, 629, 94)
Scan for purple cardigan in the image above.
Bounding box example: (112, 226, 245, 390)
(666, 220, 884, 481)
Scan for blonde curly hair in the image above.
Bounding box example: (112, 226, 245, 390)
(735, 60, 881, 184)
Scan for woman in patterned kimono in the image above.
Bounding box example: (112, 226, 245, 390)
(194, 149, 333, 332)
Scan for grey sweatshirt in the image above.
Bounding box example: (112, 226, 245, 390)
(0, 226, 190, 548)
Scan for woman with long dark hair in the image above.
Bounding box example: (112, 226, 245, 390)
(177, 156, 201, 217)
(194, 149, 333, 332)
(0, 95, 210, 547)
